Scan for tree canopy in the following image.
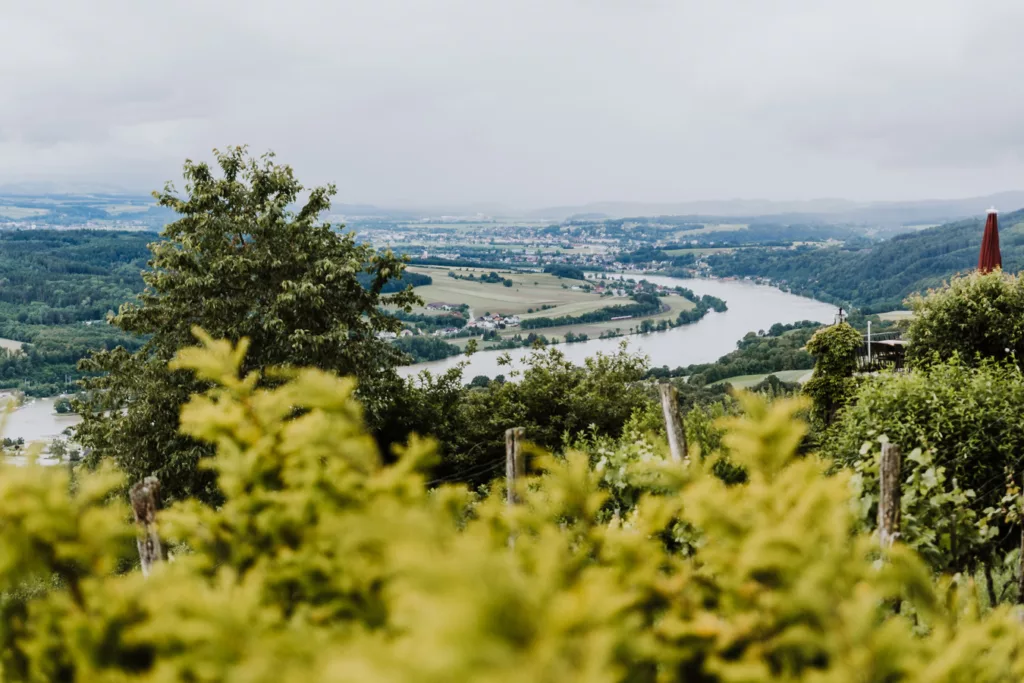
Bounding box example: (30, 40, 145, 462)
(75, 146, 420, 502)
(905, 269, 1024, 368)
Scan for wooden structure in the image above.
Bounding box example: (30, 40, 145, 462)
(855, 330, 907, 372)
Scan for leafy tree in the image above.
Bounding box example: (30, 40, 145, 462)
(434, 344, 650, 485)
(905, 270, 1024, 368)
(4, 337, 1024, 679)
(542, 264, 586, 280)
(803, 322, 862, 426)
(75, 147, 419, 502)
(392, 335, 462, 363)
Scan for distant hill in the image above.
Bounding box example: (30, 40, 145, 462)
(0, 181, 139, 195)
(528, 192, 1024, 226)
(707, 209, 1024, 312)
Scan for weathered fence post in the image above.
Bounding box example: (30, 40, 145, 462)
(130, 476, 163, 577)
(505, 427, 525, 506)
(659, 384, 687, 463)
(878, 443, 902, 548)
(1018, 472, 1024, 605)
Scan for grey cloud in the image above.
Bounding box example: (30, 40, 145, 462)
(1, 0, 1023, 207)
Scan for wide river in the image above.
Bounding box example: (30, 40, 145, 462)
(399, 275, 837, 379)
(2, 276, 836, 445)
(2, 397, 82, 446)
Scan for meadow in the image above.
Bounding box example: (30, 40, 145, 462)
(0, 206, 49, 219)
(407, 266, 606, 317)
(0, 338, 24, 353)
(405, 265, 696, 343)
(709, 368, 811, 388)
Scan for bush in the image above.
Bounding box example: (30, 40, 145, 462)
(3, 340, 1024, 680)
(905, 270, 1024, 368)
(828, 357, 1024, 569)
(437, 344, 650, 485)
(393, 335, 463, 363)
(542, 264, 586, 280)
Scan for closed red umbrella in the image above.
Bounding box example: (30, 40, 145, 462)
(978, 208, 1002, 274)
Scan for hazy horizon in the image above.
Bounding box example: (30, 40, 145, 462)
(4, 1, 1024, 208)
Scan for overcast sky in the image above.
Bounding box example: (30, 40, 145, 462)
(2, 0, 1023, 208)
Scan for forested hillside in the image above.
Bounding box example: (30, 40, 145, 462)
(708, 209, 1024, 312)
(0, 231, 151, 394)
(0, 228, 436, 396)
(0, 230, 150, 323)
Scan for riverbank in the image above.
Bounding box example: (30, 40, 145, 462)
(5, 276, 837, 443)
(1, 396, 81, 445)
(399, 275, 836, 380)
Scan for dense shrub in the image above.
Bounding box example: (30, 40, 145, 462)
(393, 335, 463, 363)
(905, 270, 1024, 368)
(2, 338, 1023, 680)
(828, 358, 1024, 570)
(830, 356, 1024, 496)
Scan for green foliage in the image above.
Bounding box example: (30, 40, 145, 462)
(434, 344, 650, 486)
(0, 230, 150, 395)
(803, 322, 862, 425)
(392, 334, 463, 363)
(519, 299, 662, 330)
(905, 270, 1024, 368)
(4, 338, 1024, 680)
(356, 269, 432, 293)
(707, 209, 1024, 312)
(0, 230, 149, 323)
(830, 358, 1024, 567)
(75, 146, 420, 502)
(542, 264, 586, 280)
(849, 439, 998, 574)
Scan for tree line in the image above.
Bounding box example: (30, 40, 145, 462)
(707, 210, 1024, 311)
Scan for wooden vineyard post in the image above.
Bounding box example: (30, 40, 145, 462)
(659, 384, 687, 463)
(506, 427, 525, 506)
(1018, 470, 1024, 605)
(130, 476, 163, 577)
(878, 443, 902, 548)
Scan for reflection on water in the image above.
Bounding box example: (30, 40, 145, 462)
(2, 397, 82, 444)
(399, 275, 837, 380)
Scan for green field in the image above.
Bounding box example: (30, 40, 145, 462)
(523, 295, 696, 341)
(663, 247, 734, 256)
(672, 224, 747, 240)
(405, 265, 698, 343)
(0, 207, 49, 219)
(104, 204, 149, 215)
(408, 266, 603, 317)
(0, 337, 24, 353)
(877, 310, 913, 322)
(710, 369, 811, 388)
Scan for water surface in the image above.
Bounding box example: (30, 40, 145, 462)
(2, 277, 837, 443)
(399, 275, 836, 379)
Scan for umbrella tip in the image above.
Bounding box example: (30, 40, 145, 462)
(988, 206, 998, 214)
